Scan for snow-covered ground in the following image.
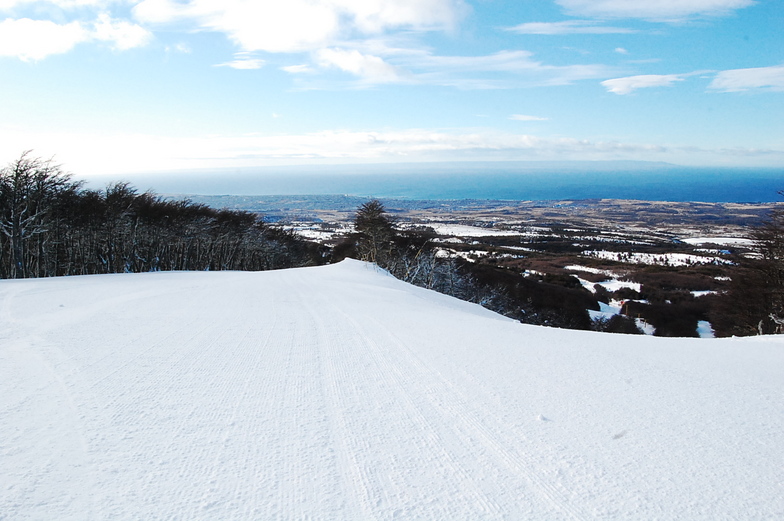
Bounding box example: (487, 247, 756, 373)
(587, 301, 656, 335)
(577, 277, 641, 294)
(696, 320, 716, 339)
(564, 265, 618, 277)
(2, 260, 782, 520)
(588, 301, 624, 322)
(566, 265, 642, 299)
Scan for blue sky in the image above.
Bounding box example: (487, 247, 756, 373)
(1, 0, 782, 176)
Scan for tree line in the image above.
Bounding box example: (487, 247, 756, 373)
(0, 152, 318, 279)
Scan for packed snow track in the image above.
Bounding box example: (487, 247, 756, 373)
(1, 260, 782, 520)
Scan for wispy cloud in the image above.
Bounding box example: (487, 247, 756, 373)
(281, 64, 316, 74)
(6, 127, 782, 175)
(381, 49, 613, 88)
(555, 0, 755, 21)
(709, 65, 784, 92)
(602, 74, 685, 94)
(507, 20, 635, 35)
(603, 66, 784, 94)
(315, 48, 408, 84)
(284, 46, 615, 89)
(509, 114, 548, 121)
(215, 59, 265, 70)
(215, 53, 265, 70)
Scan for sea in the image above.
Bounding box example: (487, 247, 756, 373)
(87, 162, 784, 203)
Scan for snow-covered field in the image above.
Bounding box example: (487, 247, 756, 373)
(681, 237, 753, 246)
(583, 250, 732, 266)
(1, 260, 782, 520)
(425, 223, 522, 237)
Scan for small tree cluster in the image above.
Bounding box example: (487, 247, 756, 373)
(592, 315, 644, 335)
(343, 199, 593, 329)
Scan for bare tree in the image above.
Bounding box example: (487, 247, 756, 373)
(0, 152, 75, 278)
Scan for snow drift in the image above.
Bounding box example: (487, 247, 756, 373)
(1, 259, 782, 520)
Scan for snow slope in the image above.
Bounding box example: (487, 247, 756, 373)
(1, 260, 782, 520)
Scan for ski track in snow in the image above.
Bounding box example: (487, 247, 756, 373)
(1, 260, 783, 520)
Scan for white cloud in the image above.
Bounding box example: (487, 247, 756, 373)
(0, 18, 88, 60)
(556, 0, 755, 21)
(0, 0, 111, 8)
(602, 74, 685, 94)
(509, 114, 548, 121)
(507, 20, 635, 35)
(92, 14, 152, 50)
(316, 47, 407, 83)
(709, 65, 784, 92)
(200, 1, 340, 53)
(132, 0, 468, 53)
(615, 47, 628, 54)
(0, 14, 150, 60)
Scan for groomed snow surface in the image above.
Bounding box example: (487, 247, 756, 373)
(1, 260, 782, 520)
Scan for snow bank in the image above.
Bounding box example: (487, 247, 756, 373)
(2, 259, 783, 520)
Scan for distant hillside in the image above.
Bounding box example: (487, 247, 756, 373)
(2, 260, 782, 519)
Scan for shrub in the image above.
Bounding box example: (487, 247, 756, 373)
(593, 315, 644, 335)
